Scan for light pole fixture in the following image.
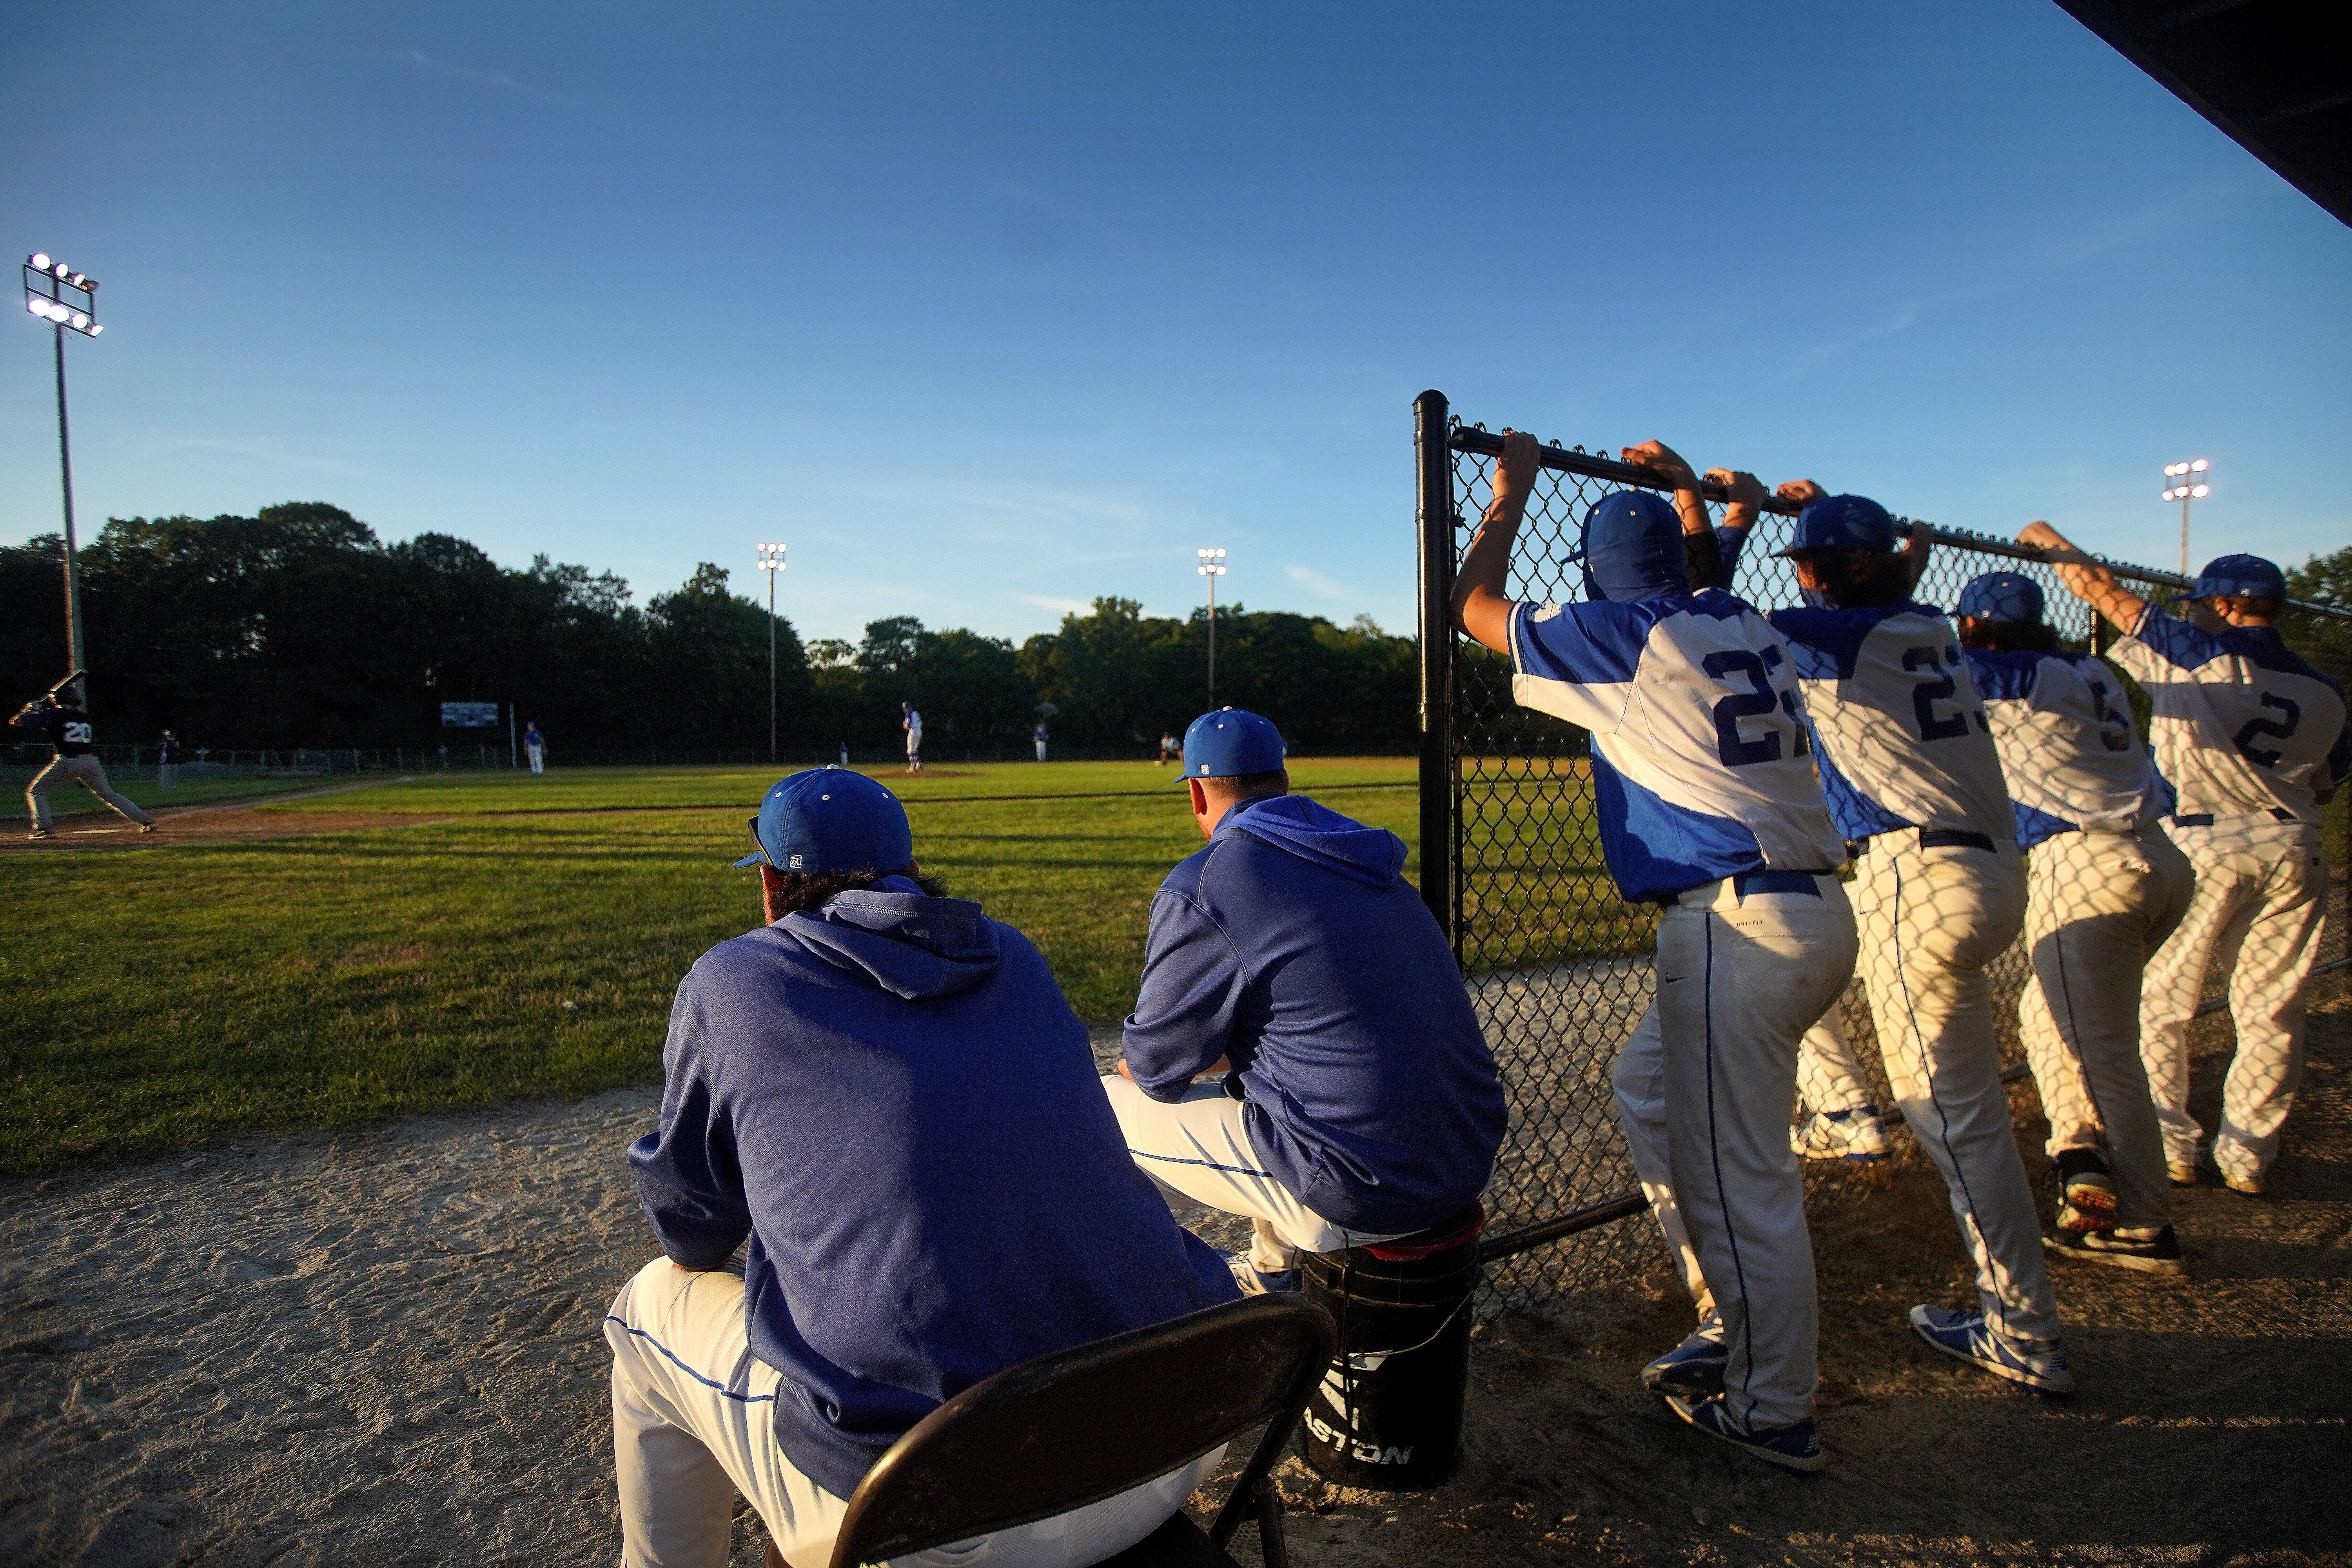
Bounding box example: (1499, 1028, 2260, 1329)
(1197, 547, 1229, 702)
(759, 541, 786, 762)
(2162, 459, 2210, 577)
(24, 252, 103, 699)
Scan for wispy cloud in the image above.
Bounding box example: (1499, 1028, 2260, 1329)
(148, 432, 367, 477)
(1786, 181, 2248, 377)
(390, 48, 576, 108)
(1284, 563, 1351, 601)
(1020, 593, 1095, 615)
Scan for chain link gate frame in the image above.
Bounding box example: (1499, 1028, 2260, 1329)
(1411, 391, 2352, 1316)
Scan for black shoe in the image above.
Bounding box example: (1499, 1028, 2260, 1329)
(2051, 1149, 2117, 1232)
(2044, 1224, 2188, 1278)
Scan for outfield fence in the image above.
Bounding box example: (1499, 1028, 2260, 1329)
(1409, 391, 2352, 1315)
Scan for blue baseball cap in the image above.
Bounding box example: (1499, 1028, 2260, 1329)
(2170, 553, 2285, 603)
(1181, 707, 1287, 780)
(1579, 490, 1684, 604)
(733, 766, 915, 872)
(1955, 571, 2045, 624)
(1782, 495, 1896, 555)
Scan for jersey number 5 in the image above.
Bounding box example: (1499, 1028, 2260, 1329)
(2233, 692, 2301, 768)
(1703, 646, 1805, 767)
(1903, 646, 1974, 741)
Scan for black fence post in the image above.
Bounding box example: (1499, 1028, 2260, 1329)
(1414, 390, 1458, 951)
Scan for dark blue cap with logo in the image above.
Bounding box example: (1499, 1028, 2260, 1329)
(1181, 707, 1287, 780)
(733, 766, 915, 871)
(1579, 490, 1684, 604)
(1782, 494, 1896, 555)
(1955, 571, 2045, 624)
(2169, 553, 2285, 603)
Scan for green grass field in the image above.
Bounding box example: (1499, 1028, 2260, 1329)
(0, 760, 1436, 1173)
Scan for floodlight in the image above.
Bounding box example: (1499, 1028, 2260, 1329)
(87, 323, 100, 334)
(68, 313, 86, 328)
(2190, 459, 2208, 472)
(26, 298, 44, 315)
(52, 263, 67, 278)
(2191, 485, 2208, 497)
(29, 252, 48, 269)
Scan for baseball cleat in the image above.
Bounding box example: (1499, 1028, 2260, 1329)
(1640, 1314, 1728, 1398)
(2043, 1224, 2188, 1278)
(2167, 1161, 2198, 1188)
(2051, 1149, 2118, 1232)
(2197, 1149, 2265, 1195)
(1791, 1105, 1891, 1162)
(26, 828, 49, 839)
(1907, 1305, 2075, 1396)
(1657, 1392, 1823, 1474)
(137, 822, 158, 834)
(1224, 1252, 1296, 1296)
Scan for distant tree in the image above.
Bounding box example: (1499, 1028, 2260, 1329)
(2285, 546, 2352, 608)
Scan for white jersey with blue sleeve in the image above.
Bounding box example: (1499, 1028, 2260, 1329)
(2108, 611, 2348, 826)
(1509, 593, 1845, 902)
(1766, 605, 2014, 844)
(1965, 649, 2167, 847)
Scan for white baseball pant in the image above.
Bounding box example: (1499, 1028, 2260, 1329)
(1795, 1005, 1875, 1116)
(1100, 1075, 1412, 1273)
(2140, 818, 2329, 1185)
(606, 1256, 1219, 1568)
(28, 754, 155, 831)
(2016, 826, 2193, 1227)
(1852, 836, 2058, 1344)
(527, 744, 544, 775)
(1611, 872, 1858, 1433)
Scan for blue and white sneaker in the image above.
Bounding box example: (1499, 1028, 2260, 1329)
(1640, 1315, 1727, 1397)
(1225, 1252, 1296, 1295)
(1907, 1305, 2074, 1396)
(1658, 1392, 1823, 1474)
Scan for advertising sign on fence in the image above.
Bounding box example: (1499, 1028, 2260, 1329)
(440, 702, 501, 728)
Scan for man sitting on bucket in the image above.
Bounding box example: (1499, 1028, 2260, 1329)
(1105, 708, 1507, 1292)
(611, 766, 1237, 1568)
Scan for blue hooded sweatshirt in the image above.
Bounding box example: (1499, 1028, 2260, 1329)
(628, 877, 1236, 1500)
(1122, 796, 1506, 1234)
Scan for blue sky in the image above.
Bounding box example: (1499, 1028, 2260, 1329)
(4, 0, 2345, 645)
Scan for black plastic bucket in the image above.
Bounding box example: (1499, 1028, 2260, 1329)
(1296, 1221, 1482, 1490)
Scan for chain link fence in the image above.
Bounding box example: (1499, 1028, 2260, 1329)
(1409, 392, 2352, 1316)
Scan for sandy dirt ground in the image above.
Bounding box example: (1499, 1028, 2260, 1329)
(0, 780, 432, 855)
(4, 1020, 2346, 1566)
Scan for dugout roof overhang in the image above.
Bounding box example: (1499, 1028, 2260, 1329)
(2054, 0, 2352, 228)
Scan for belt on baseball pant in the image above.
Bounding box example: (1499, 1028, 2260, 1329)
(1656, 869, 1835, 906)
(1848, 828, 1996, 855)
(2169, 808, 2297, 828)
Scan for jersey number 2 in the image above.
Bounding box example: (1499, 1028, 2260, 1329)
(1704, 646, 1803, 767)
(1903, 646, 1972, 741)
(2232, 693, 2301, 768)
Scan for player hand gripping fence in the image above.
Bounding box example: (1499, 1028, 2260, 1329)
(1412, 390, 2352, 1317)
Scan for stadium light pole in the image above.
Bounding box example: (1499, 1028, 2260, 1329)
(1197, 548, 1228, 702)
(23, 252, 103, 700)
(759, 541, 786, 762)
(2162, 459, 2210, 576)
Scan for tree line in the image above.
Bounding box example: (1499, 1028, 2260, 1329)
(0, 503, 1417, 755)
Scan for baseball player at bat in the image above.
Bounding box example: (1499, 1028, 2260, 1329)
(11, 680, 157, 839)
(1955, 570, 2192, 1274)
(1105, 706, 1504, 1294)
(2021, 532, 2348, 1196)
(1457, 433, 1855, 1474)
(1718, 482, 2074, 1397)
(612, 767, 1236, 1568)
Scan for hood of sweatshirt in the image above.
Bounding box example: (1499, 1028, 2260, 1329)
(780, 876, 1002, 999)
(1219, 794, 1406, 889)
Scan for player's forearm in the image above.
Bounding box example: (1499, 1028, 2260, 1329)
(2019, 522, 2145, 634)
(1452, 513, 1519, 654)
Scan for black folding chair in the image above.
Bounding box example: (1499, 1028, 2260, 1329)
(764, 1293, 1337, 1568)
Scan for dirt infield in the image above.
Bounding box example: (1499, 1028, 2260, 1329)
(2, 1020, 2345, 1566)
(0, 781, 427, 854)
